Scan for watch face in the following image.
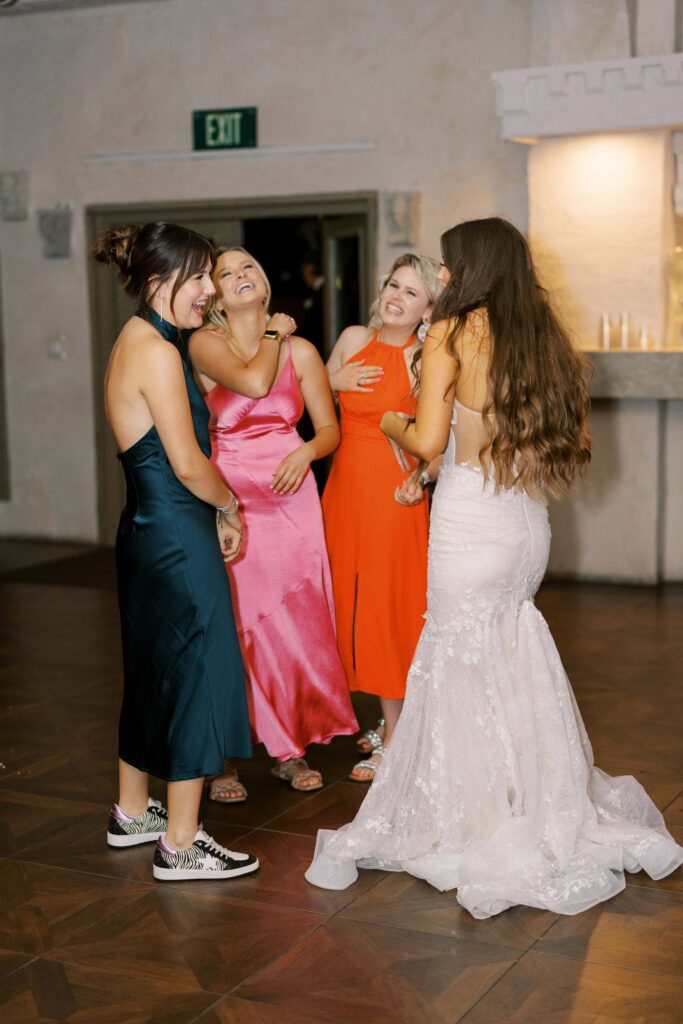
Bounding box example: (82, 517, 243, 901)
(263, 330, 280, 340)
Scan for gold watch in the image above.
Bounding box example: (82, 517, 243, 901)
(262, 329, 282, 343)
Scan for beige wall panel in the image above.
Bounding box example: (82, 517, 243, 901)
(663, 400, 683, 579)
(548, 399, 660, 582)
(529, 131, 669, 349)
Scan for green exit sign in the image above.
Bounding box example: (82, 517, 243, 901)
(193, 107, 257, 151)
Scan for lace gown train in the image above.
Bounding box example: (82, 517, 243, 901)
(305, 404, 683, 918)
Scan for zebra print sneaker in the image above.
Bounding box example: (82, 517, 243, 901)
(107, 798, 168, 848)
(152, 829, 259, 881)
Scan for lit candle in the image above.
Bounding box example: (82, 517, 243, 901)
(639, 324, 648, 350)
(620, 312, 629, 350)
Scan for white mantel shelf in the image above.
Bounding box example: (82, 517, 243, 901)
(493, 54, 683, 141)
(586, 350, 683, 399)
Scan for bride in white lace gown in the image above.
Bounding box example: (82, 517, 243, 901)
(306, 217, 683, 918)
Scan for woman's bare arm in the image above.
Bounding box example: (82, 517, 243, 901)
(380, 321, 457, 462)
(190, 325, 282, 399)
(190, 313, 294, 398)
(298, 340, 340, 460)
(140, 340, 235, 508)
(271, 339, 340, 495)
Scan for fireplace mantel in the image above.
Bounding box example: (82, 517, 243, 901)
(492, 53, 683, 141)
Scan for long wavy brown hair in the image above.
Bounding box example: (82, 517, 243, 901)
(432, 217, 591, 498)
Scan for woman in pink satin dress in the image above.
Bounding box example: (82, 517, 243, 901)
(190, 247, 358, 801)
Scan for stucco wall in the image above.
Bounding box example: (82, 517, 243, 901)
(527, 129, 682, 581)
(0, 0, 533, 541)
(528, 131, 670, 348)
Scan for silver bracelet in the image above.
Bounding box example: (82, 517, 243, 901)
(215, 493, 238, 524)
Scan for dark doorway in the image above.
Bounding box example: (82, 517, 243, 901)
(242, 214, 368, 490)
(87, 193, 376, 543)
(243, 217, 325, 355)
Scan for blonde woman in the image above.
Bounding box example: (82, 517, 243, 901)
(323, 253, 443, 781)
(190, 247, 358, 802)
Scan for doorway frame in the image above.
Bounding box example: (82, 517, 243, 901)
(86, 190, 378, 543)
(0, 246, 10, 500)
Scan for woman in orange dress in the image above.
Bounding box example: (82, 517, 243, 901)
(324, 254, 442, 780)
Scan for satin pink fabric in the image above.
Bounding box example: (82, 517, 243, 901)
(205, 347, 358, 760)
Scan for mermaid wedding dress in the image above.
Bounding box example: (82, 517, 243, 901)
(305, 401, 683, 918)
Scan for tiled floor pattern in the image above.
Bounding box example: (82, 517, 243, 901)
(0, 550, 681, 1022)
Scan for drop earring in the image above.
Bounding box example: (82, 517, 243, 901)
(417, 319, 429, 343)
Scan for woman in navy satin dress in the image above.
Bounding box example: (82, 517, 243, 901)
(93, 222, 258, 882)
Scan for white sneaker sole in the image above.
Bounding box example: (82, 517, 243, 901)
(107, 830, 166, 848)
(153, 858, 260, 881)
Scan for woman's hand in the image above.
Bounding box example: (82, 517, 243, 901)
(395, 476, 425, 506)
(330, 359, 384, 393)
(267, 312, 297, 338)
(217, 511, 243, 562)
(271, 445, 312, 495)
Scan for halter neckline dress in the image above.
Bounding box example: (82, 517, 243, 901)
(322, 329, 429, 699)
(115, 307, 251, 780)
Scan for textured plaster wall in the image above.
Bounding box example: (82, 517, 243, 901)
(528, 130, 681, 581)
(530, 0, 630, 64)
(547, 400, 660, 582)
(0, 0, 532, 541)
(663, 400, 683, 578)
(548, 397, 683, 583)
(528, 131, 669, 348)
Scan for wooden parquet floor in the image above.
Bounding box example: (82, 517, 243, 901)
(0, 546, 682, 1023)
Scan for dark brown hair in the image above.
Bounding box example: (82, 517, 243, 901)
(92, 222, 214, 315)
(433, 217, 591, 498)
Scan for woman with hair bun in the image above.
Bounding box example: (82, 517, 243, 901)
(324, 253, 443, 782)
(307, 217, 683, 917)
(93, 222, 258, 882)
(189, 246, 357, 802)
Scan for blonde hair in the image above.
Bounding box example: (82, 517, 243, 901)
(368, 252, 442, 330)
(207, 246, 272, 333)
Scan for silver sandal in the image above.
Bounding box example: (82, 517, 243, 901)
(356, 718, 385, 753)
(349, 745, 386, 782)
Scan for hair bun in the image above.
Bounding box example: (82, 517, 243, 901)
(91, 224, 141, 272)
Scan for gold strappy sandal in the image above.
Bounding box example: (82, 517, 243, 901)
(270, 757, 323, 792)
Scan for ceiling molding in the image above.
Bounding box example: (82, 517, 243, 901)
(0, 0, 170, 14)
(492, 53, 683, 142)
